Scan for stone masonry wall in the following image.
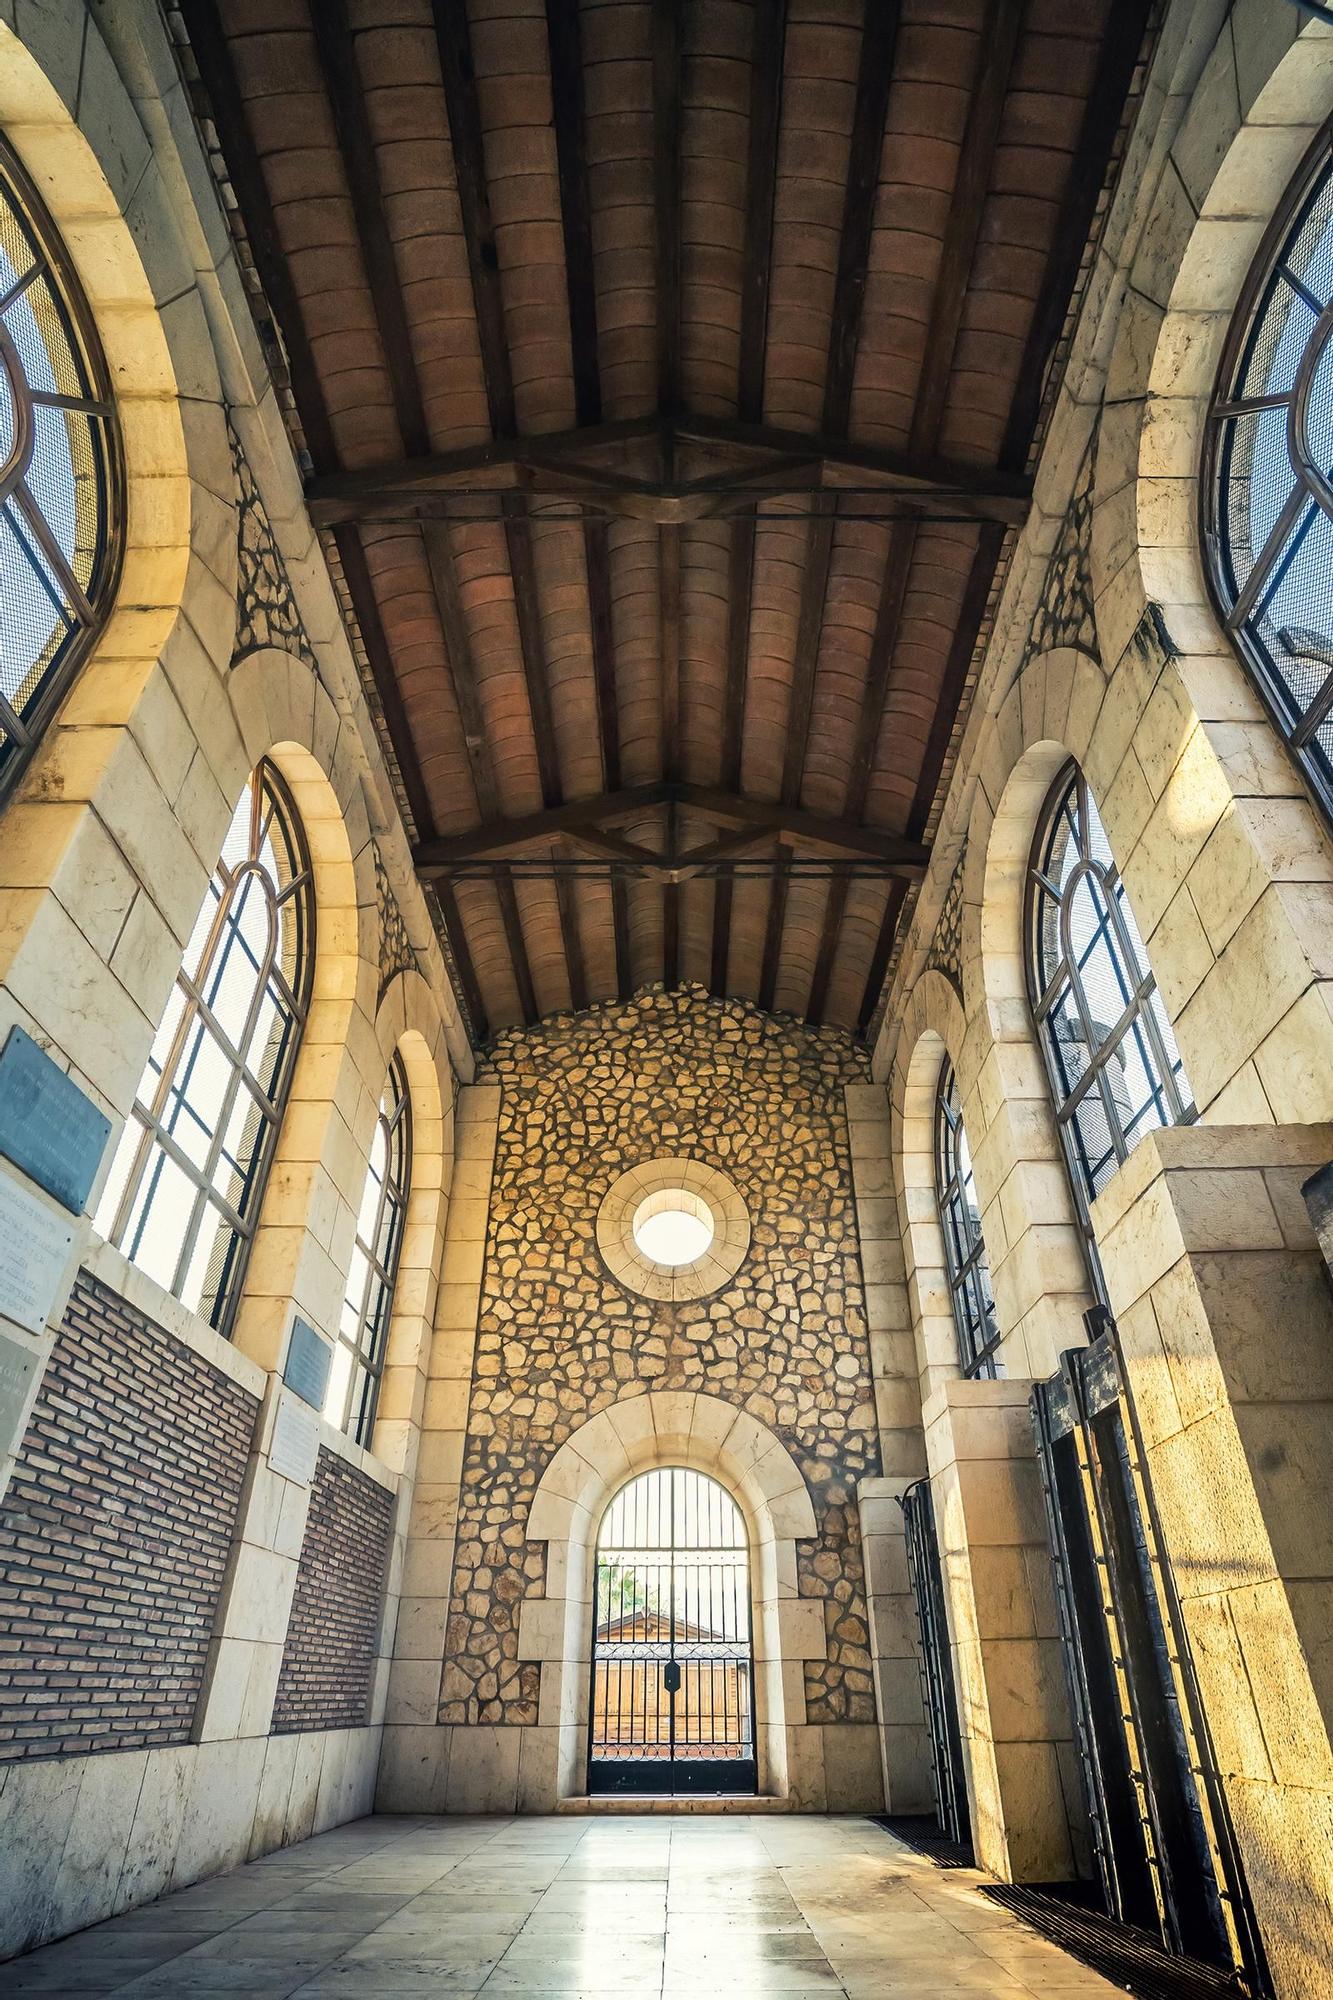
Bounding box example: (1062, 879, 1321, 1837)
(440, 985, 882, 1731)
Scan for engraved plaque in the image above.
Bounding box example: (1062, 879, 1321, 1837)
(283, 1314, 331, 1409)
(269, 1398, 319, 1486)
(0, 1028, 111, 1215)
(0, 1165, 75, 1336)
(0, 1326, 38, 1460)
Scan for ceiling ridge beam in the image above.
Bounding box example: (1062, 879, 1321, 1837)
(767, 0, 902, 992)
(421, 519, 538, 1024)
(544, 0, 627, 1015)
(908, 0, 1026, 457)
(1000, 1, 1151, 470)
(653, 0, 683, 423)
(819, 0, 1023, 1028)
(310, 0, 429, 459)
(177, 0, 338, 474)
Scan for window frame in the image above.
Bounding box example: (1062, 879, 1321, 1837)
(1024, 760, 1194, 1288)
(1202, 116, 1333, 830)
(0, 133, 123, 805)
(933, 1054, 1002, 1380)
(99, 759, 315, 1338)
(328, 1052, 413, 1448)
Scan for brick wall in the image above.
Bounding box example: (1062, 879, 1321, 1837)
(271, 1447, 394, 1733)
(0, 1272, 258, 1761)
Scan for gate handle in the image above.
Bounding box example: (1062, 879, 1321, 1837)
(663, 1660, 682, 1694)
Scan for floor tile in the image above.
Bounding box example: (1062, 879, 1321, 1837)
(3, 1812, 1135, 1998)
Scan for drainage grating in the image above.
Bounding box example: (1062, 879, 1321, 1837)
(871, 1814, 973, 1868)
(980, 1885, 1252, 2000)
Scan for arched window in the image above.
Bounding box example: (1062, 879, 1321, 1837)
(325, 1054, 412, 1445)
(934, 1057, 1001, 1378)
(0, 136, 120, 800)
(95, 762, 314, 1335)
(1204, 123, 1333, 826)
(1027, 763, 1193, 1272)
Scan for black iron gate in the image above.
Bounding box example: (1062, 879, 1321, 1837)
(1032, 1310, 1269, 1992)
(588, 1466, 756, 1796)
(902, 1476, 971, 1849)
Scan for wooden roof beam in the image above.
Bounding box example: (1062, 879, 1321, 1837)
(310, 1, 429, 459)
(813, 0, 1022, 1025)
(545, 0, 629, 994)
(411, 785, 929, 877)
(305, 419, 1029, 526)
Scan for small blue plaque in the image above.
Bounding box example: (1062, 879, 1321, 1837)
(284, 1314, 331, 1409)
(0, 1028, 111, 1216)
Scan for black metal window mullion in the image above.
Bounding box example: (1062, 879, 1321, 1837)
(0, 137, 122, 803)
(934, 1057, 1002, 1379)
(1204, 120, 1333, 828)
(1026, 764, 1194, 1300)
(329, 1053, 412, 1446)
(97, 761, 315, 1337)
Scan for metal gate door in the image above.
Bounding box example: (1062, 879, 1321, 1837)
(1032, 1310, 1269, 1992)
(902, 1477, 971, 1850)
(588, 1466, 756, 1796)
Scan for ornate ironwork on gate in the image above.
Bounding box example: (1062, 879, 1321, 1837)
(1031, 1310, 1270, 1993)
(588, 1466, 756, 1797)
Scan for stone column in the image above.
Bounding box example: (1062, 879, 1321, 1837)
(858, 1476, 933, 1811)
(926, 1376, 1083, 1883)
(377, 1082, 500, 1810)
(846, 1083, 933, 1810)
(1092, 1123, 1333, 2000)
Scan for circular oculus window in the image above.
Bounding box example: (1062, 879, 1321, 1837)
(597, 1159, 749, 1302)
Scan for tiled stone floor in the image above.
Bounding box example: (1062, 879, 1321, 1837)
(6, 1813, 1126, 1997)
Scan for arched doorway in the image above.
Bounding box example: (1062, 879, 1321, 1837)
(588, 1466, 756, 1797)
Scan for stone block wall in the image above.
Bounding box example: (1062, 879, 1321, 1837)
(421, 985, 889, 1805)
(272, 1449, 395, 1734)
(0, 1272, 258, 1762)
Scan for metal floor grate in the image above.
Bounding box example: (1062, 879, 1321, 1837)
(980, 1884, 1252, 2000)
(871, 1814, 973, 1868)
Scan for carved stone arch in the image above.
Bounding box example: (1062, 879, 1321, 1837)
(367, 969, 457, 1472)
(1094, 10, 1333, 674)
(891, 975, 978, 1401)
(520, 1390, 820, 1807)
(0, 7, 200, 702)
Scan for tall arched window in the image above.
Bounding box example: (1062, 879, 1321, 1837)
(325, 1055, 412, 1445)
(95, 762, 314, 1336)
(934, 1057, 1001, 1378)
(0, 136, 121, 800)
(1204, 122, 1333, 825)
(1027, 763, 1193, 1272)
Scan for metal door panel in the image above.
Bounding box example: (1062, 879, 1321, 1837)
(588, 1466, 756, 1797)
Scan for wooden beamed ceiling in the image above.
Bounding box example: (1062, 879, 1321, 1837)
(183, 0, 1150, 1042)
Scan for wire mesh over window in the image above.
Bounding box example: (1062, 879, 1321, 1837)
(1027, 764, 1193, 1278)
(934, 1058, 1002, 1379)
(95, 763, 315, 1337)
(1205, 123, 1333, 825)
(325, 1054, 411, 1446)
(0, 137, 121, 799)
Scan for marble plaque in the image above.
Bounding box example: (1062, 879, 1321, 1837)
(0, 1028, 111, 1215)
(283, 1314, 331, 1409)
(0, 1326, 38, 1459)
(269, 1398, 319, 1486)
(0, 1165, 75, 1336)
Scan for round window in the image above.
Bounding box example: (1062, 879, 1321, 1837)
(631, 1188, 716, 1267)
(596, 1159, 749, 1302)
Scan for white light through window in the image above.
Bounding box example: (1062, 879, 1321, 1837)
(632, 1190, 715, 1267)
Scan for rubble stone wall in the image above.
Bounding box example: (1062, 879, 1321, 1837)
(440, 986, 882, 1734)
